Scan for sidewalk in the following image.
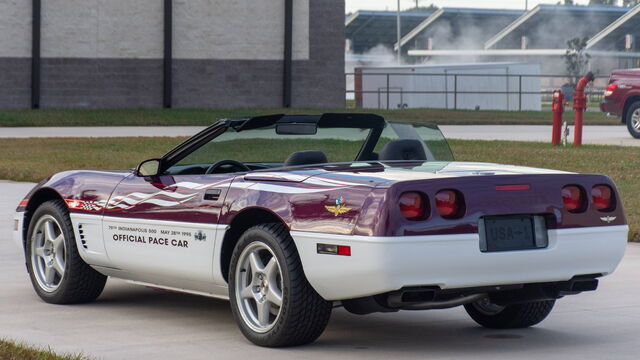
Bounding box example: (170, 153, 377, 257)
(1, 125, 638, 147)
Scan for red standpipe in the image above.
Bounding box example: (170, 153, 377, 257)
(573, 72, 595, 146)
(551, 90, 564, 146)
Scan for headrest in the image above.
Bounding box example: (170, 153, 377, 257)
(284, 150, 328, 167)
(378, 139, 427, 161)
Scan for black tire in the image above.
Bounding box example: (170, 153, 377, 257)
(25, 200, 107, 304)
(625, 101, 640, 139)
(464, 298, 555, 329)
(228, 223, 332, 347)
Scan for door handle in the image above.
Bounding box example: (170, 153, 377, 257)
(204, 189, 222, 201)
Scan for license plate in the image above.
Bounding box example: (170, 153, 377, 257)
(479, 215, 548, 252)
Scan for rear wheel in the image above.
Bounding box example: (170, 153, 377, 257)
(26, 200, 107, 304)
(229, 224, 332, 347)
(464, 297, 555, 329)
(625, 101, 640, 138)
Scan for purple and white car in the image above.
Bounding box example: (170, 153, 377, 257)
(13, 113, 627, 347)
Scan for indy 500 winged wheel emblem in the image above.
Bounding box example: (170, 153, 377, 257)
(325, 196, 351, 216)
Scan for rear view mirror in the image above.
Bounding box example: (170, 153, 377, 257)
(276, 123, 317, 135)
(136, 159, 161, 177)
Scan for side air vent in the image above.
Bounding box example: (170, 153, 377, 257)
(78, 224, 88, 249)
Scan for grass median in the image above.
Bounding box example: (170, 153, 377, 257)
(0, 137, 636, 240)
(0, 339, 87, 360)
(0, 107, 619, 127)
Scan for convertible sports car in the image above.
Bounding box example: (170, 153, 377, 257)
(13, 113, 627, 347)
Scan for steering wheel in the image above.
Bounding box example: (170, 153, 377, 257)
(205, 159, 251, 174)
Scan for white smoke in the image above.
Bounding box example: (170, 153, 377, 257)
(345, 44, 398, 100)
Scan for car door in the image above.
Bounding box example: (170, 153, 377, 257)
(102, 172, 234, 288)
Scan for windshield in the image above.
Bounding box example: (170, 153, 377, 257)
(174, 126, 373, 166)
(165, 119, 453, 175)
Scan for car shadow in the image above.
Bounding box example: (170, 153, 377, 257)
(308, 311, 599, 356)
(80, 279, 606, 357)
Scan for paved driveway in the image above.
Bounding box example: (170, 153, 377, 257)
(1, 181, 639, 359)
(438, 125, 640, 147)
(1, 125, 639, 147)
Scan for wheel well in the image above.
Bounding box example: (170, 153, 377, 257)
(220, 208, 287, 283)
(622, 96, 640, 123)
(22, 188, 64, 248)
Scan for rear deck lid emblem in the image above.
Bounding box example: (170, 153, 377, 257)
(600, 216, 616, 223)
(325, 196, 352, 216)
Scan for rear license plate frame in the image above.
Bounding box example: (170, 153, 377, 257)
(479, 215, 548, 252)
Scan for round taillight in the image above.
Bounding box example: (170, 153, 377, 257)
(592, 185, 614, 211)
(562, 185, 584, 213)
(399, 192, 427, 220)
(436, 190, 463, 218)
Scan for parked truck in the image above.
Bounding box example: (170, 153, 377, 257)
(600, 69, 640, 138)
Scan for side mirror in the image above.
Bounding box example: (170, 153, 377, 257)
(136, 159, 162, 177)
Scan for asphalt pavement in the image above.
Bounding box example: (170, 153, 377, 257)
(1, 181, 640, 359)
(1, 125, 639, 147)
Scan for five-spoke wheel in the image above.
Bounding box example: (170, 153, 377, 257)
(26, 200, 107, 304)
(229, 223, 332, 347)
(30, 215, 67, 292)
(235, 242, 284, 333)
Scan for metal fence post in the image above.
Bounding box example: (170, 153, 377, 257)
(518, 75, 523, 111)
(386, 73, 390, 110)
(444, 73, 448, 109)
(345, 72, 349, 106)
(453, 75, 457, 110)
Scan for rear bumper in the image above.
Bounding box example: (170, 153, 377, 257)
(600, 99, 620, 116)
(291, 225, 628, 300)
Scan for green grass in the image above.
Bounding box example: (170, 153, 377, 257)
(0, 137, 636, 240)
(0, 107, 620, 127)
(0, 339, 88, 360)
(0, 137, 184, 182)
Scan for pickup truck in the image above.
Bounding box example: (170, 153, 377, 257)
(600, 68, 640, 138)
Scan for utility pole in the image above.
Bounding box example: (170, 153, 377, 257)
(397, 0, 401, 64)
(525, 0, 528, 10)
(416, 0, 419, 8)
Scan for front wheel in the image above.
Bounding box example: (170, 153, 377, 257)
(25, 200, 107, 304)
(625, 101, 640, 139)
(228, 224, 332, 347)
(464, 297, 555, 329)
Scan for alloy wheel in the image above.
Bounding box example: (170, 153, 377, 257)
(632, 109, 640, 131)
(234, 241, 284, 333)
(30, 215, 67, 292)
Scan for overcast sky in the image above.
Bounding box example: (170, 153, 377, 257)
(346, 0, 593, 13)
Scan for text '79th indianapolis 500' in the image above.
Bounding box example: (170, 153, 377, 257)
(13, 113, 627, 347)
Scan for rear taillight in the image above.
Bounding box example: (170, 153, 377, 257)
(562, 185, 585, 213)
(592, 185, 615, 211)
(399, 192, 427, 220)
(604, 83, 617, 97)
(435, 190, 464, 219)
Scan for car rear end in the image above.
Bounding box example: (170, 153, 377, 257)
(294, 172, 627, 303)
(600, 70, 636, 116)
